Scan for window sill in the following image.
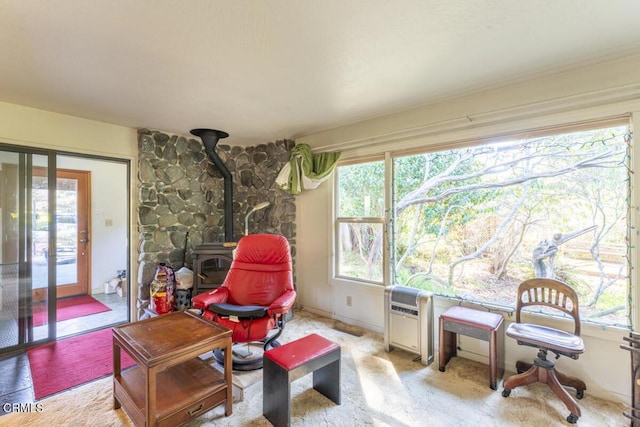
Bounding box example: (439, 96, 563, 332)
(330, 276, 386, 289)
(432, 295, 629, 342)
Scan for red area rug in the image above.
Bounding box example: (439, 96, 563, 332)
(33, 295, 111, 326)
(27, 328, 135, 400)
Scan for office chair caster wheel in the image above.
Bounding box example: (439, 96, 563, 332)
(502, 389, 511, 397)
(576, 389, 584, 399)
(567, 413, 578, 424)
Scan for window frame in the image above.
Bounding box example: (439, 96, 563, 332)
(332, 115, 637, 329)
(333, 156, 390, 286)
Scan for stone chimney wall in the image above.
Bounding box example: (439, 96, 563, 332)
(136, 128, 296, 317)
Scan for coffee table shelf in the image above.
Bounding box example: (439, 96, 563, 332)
(113, 310, 232, 427)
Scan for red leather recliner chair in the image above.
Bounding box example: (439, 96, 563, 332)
(192, 234, 296, 370)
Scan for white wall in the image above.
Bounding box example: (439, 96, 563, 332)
(0, 102, 137, 157)
(295, 53, 640, 403)
(296, 181, 387, 331)
(299, 53, 640, 153)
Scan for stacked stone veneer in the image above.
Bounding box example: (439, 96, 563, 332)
(137, 129, 296, 318)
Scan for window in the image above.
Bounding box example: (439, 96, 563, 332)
(335, 160, 386, 284)
(334, 122, 631, 328)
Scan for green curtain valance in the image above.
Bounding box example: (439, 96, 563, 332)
(276, 144, 341, 195)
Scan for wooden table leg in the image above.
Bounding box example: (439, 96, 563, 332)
(225, 341, 232, 416)
(113, 338, 121, 409)
(147, 368, 156, 426)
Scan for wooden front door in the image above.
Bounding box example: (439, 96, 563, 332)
(32, 168, 91, 299)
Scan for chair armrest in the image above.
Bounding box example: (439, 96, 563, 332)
(191, 287, 229, 310)
(209, 303, 268, 318)
(267, 290, 297, 316)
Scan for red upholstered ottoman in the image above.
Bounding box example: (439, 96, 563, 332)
(263, 333, 341, 427)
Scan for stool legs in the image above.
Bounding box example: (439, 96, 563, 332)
(263, 348, 341, 427)
(313, 357, 341, 404)
(263, 357, 290, 427)
(439, 312, 504, 390)
(488, 322, 505, 390)
(438, 317, 456, 372)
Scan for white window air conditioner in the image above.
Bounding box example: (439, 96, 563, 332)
(384, 285, 434, 365)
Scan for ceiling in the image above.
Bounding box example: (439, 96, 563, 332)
(2, 1, 640, 146)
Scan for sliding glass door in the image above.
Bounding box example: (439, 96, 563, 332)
(0, 145, 130, 353)
(0, 148, 56, 352)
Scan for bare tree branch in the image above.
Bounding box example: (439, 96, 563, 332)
(396, 147, 624, 215)
(585, 304, 625, 318)
(447, 188, 528, 286)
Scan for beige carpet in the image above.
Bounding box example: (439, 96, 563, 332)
(5, 310, 627, 426)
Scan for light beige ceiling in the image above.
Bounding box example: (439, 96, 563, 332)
(2, 1, 640, 146)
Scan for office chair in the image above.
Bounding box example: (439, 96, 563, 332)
(192, 234, 296, 370)
(502, 278, 586, 424)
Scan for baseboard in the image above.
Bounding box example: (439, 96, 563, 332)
(298, 305, 383, 334)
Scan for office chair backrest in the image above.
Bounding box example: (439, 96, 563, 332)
(224, 234, 294, 307)
(515, 278, 581, 337)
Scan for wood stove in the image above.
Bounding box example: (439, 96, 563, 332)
(192, 243, 235, 296)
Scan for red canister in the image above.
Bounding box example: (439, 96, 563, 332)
(151, 291, 172, 314)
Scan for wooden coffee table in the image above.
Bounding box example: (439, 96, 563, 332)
(113, 310, 232, 427)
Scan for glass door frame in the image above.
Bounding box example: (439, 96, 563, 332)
(2, 145, 58, 351)
(0, 142, 132, 354)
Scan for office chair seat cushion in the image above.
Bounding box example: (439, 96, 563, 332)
(506, 322, 584, 355)
(208, 302, 269, 318)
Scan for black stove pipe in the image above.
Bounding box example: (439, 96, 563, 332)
(190, 128, 233, 242)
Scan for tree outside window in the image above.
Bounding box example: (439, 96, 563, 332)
(336, 123, 631, 327)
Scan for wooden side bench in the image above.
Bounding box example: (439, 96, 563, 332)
(263, 333, 341, 427)
(439, 306, 504, 390)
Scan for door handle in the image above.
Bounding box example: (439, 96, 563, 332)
(79, 230, 89, 255)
